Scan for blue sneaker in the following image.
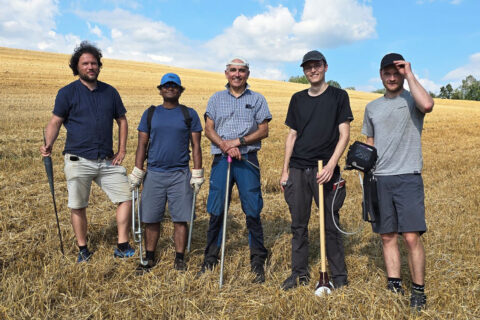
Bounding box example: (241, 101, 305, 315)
(114, 243, 135, 258)
(77, 248, 93, 263)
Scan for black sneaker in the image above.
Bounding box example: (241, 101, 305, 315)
(387, 282, 405, 295)
(251, 265, 265, 284)
(281, 273, 310, 291)
(77, 248, 93, 263)
(196, 262, 216, 277)
(135, 259, 155, 275)
(410, 291, 427, 311)
(174, 258, 187, 271)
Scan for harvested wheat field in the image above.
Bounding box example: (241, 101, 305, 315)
(0, 46, 479, 319)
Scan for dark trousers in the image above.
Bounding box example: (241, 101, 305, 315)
(284, 167, 348, 285)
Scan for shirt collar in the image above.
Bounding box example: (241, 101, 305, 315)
(225, 83, 250, 98)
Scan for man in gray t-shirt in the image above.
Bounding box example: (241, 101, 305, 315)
(361, 53, 434, 311)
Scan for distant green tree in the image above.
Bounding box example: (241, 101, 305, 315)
(327, 80, 341, 89)
(288, 75, 309, 84)
(372, 88, 386, 94)
(429, 91, 436, 98)
(460, 75, 480, 101)
(345, 86, 356, 91)
(438, 84, 453, 99)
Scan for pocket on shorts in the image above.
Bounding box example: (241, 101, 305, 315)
(64, 154, 80, 179)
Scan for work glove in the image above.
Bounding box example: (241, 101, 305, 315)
(190, 168, 204, 195)
(128, 166, 146, 190)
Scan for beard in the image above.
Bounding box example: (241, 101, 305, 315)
(79, 71, 98, 83)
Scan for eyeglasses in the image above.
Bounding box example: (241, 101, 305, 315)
(161, 82, 180, 89)
(228, 67, 248, 73)
(303, 63, 325, 72)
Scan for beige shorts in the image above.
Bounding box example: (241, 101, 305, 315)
(64, 154, 131, 209)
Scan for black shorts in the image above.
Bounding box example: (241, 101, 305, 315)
(372, 174, 427, 234)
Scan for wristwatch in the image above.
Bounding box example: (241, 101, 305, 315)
(239, 136, 247, 146)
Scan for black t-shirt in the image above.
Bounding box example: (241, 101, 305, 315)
(285, 86, 353, 169)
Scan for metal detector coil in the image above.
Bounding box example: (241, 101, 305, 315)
(345, 141, 377, 173)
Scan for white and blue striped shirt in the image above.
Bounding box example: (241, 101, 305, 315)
(205, 84, 272, 155)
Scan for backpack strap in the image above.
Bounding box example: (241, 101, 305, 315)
(145, 105, 156, 159)
(179, 104, 194, 150)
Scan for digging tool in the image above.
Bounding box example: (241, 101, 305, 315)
(315, 161, 333, 296)
(219, 155, 232, 288)
(42, 131, 64, 256)
(132, 187, 148, 266)
(186, 191, 197, 253)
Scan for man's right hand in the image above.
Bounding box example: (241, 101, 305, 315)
(40, 145, 52, 157)
(280, 171, 289, 192)
(128, 166, 146, 190)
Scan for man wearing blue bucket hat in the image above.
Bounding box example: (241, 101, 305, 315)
(129, 73, 204, 273)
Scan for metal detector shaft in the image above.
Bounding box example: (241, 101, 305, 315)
(186, 191, 196, 253)
(43, 156, 65, 256)
(219, 156, 232, 288)
(132, 187, 147, 266)
(42, 129, 65, 256)
(318, 161, 326, 273)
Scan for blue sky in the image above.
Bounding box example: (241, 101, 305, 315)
(1, 0, 479, 93)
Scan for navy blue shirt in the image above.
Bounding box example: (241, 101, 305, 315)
(138, 105, 202, 172)
(53, 80, 127, 159)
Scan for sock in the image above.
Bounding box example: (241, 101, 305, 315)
(388, 277, 402, 289)
(117, 242, 129, 251)
(412, 282, 425, 294)
(175, 252, 185, 261)
(79, 245, 88, 252)
(146, 251, 155, 261)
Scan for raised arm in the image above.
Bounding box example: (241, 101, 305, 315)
(394, 60, 434, 114)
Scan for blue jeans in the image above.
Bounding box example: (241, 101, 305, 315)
(204, 153, 268, 267)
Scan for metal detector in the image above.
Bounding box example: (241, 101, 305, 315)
(219, 155, 232, 288)
(132, 187, 147, 266)
(42, 131, 64, 256)
(315, 161, 333, 296)
(186, 191, 197, 253)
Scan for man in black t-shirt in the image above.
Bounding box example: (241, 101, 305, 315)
(280, 50, 353, 291)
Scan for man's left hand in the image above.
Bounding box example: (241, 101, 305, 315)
(191, 168, 205, 194)
(317, 163, 335, 185)
(112, 150, 126, 165)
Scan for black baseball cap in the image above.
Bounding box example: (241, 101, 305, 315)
(301, 50, 327, 67)
(380, 53, 404, 69)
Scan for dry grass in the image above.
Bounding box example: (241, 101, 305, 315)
(1, 46, 479, 319)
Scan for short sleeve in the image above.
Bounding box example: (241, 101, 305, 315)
(52, 87, 70, 118)
(361, 104, 374, 137)
(137, 108, 149, 133)
(204, 94, 217, 121)
(189, 109, 203, 132)
(285, 94, 297, 130)
(337, 90, 354, 125)
(254, 94, 272, 123)
(113, 89, 127, 118)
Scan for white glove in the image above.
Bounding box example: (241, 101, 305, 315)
(190, 168, 204, 194)
(128, 167, 146, 190)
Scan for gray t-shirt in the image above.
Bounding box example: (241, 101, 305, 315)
(361, 90, 425, 176)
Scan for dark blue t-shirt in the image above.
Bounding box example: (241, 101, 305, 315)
(138, 105, 203, 172)
(53, 80, 127, 159)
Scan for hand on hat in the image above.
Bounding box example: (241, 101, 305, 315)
(393, 60, 413, 77)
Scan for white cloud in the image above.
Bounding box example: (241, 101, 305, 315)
(0, 0, 79, 52)
(443, 52, 480, 81)
(206, 0, 376, 64)
(87, 23, 102, 38)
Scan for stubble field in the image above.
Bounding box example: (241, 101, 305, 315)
(0, 47, 479, 319)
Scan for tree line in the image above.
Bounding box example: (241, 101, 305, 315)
(289, 74, 480, 101)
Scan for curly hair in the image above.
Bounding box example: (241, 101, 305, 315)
(69, 41, 103, 76)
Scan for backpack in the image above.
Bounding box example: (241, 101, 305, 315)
(145, 105, 193, 159)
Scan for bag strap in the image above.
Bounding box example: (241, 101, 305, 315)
(145, 105, 156, 159)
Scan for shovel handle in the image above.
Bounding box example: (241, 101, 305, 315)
(318, 161, 326, 273)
